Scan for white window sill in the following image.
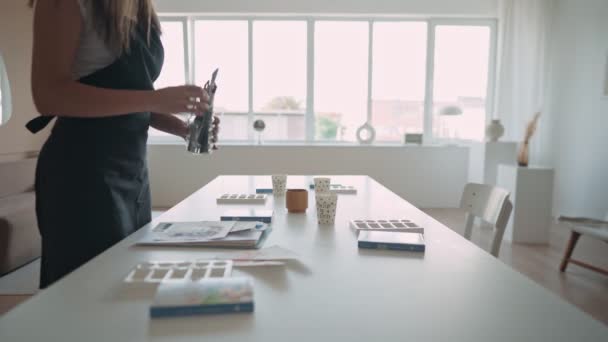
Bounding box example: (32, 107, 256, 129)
(147, 136, 470, 148)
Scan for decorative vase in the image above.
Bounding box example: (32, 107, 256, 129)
(486, 119, 505, 142)
(356, 122, 376, 145)
(517, 142, 529, 167)
(517, 112, 541, 167)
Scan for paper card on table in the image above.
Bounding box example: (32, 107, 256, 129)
(232, 260, 286, 267)
(230, 221, 268, 233)
(153, 221, 234, 240)
(136, 228, 266, 248)
(211, 245, 299, 261)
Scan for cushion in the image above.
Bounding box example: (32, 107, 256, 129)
(0, 191, 41, 275)
(0, 158, 36, 198)
(572, 225, 608, 242)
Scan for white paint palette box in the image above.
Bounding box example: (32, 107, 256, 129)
(217, 193, 267, 204)
(124, 260, 233, 284)
(350, 219, 424, 234)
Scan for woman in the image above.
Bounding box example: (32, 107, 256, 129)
(28, 0, 214, 288)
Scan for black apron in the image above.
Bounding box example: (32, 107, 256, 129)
(26, 28, 164, 288)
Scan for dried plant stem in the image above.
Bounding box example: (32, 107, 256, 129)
(517, 112, 541, 167)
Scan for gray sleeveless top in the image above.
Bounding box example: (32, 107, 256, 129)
(72, 0, 117, 79)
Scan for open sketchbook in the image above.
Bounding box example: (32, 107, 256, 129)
(136, 221, 270, 249)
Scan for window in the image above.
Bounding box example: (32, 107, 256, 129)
(431, 25, 492, 141)
(315, 22, 368, 142)
(0, 63, 4, 124)
(195, 21, 249, 113)
(152, 16, 496, 144)
(151, 20, 187, 138)
(0, 52, 11, 125)
(155, 21, 186, 89)
(372, 22, 427, 141)
(253, 21, 307, 141)
(195, 20, 249, 140)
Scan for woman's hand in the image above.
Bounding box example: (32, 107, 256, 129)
(149, 113, 221, 144)
(150, 85, 210, 116)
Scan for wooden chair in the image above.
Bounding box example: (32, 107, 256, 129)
(559, 214, 608, 276)
(460, 183, 513, 257)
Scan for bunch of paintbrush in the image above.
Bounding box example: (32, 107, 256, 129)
(187, 68, 219, 154)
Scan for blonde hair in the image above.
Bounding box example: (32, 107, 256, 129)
(29, 0, 161, 54)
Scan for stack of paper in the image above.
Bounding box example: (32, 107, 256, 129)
(210, 245, 299, 266)
(136, 221, 270, 249)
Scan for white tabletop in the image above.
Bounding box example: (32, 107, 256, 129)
(1, 176, 606, 341)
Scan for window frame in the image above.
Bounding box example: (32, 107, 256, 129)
(151, 15, 497, 145)
(425, 19, 498, 144)
(0, 52, 11, 125)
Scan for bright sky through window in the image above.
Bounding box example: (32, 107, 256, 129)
(149, 17, 495, 143)
(314, 21, 369, 141)
(195, 21, 249, 113)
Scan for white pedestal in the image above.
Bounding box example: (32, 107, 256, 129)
(497, 165, 554, 244)
(468, 142, 517, 185)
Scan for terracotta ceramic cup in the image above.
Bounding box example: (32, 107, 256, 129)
(286, 189, 308, 213)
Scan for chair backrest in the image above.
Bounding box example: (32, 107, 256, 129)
(460, 183, 513, 257)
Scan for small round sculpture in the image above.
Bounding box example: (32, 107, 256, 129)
(253, 119, 266, 132)
(253, 119, 266, 145)
(356, 122, 376, 145)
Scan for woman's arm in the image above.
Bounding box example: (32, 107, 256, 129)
(31, 0, 208, 117)
(150, 113, 188, 140)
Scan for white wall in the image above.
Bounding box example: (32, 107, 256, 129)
(0, 1, 48, 162)
(547, 0, 608, 219)
(154, 0, 498, 17)
(148, 145, 469, 208)
(545, 0, 608, 266)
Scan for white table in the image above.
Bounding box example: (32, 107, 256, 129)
(1, 176, 606, 341)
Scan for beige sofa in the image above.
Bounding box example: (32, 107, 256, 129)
(0, 158, 41, 276)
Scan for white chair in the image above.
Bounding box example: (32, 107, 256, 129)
(559, 213, 608, 276)
(460, 183, 513, 257)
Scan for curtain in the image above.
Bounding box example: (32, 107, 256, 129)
(495, 0, 555, 165)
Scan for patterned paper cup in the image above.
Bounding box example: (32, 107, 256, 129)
(313, 177, 331, 193)
(272, 175, 287, 196)
(316, 192, 338, 225)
